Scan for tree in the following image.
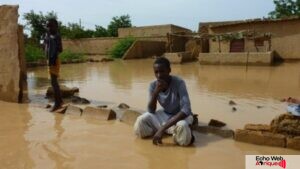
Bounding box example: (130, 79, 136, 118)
(269, 0, 300, 19)
(23, 10, 58, 43)
(60, 23, 93, 39)
(85, 29, 95, 38)
(94, 25, 108, 37)
(24, 11, 133, 40)
(107, 15, 132, 37)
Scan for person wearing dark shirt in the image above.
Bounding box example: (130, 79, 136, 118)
(44, 18, 63, 112)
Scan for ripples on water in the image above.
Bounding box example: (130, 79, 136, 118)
(27, 59, 300, 128)
(1, 59, 298, 169)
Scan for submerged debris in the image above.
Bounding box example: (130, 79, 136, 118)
(193, 125, 234, 138)
(270, 113, 300, 136)
(118, 103, 130, 109)
(65, 105, 83, 116)
(229, 100, 237, 105)
(120, 109, 143, 125)
(45, 104, 51, 109)
(82, 106, 116, 120)
(71, 96, 90, 104)
(208, 119, 226, 128)
(98, 105, 108, 108)
(46, 85, 79, 98)
(235, 113, 300, 150)
(256, 105, 263, 109)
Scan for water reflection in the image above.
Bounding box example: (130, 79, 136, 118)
(108, 60, 133, 89)
(197, 63, 300, 99)
(0, 102, 34, 168)
(26, 61, 300, 129)
(134, 138, 196, 169)
(27, 61, 300, 100)
(1, 60, 300, 169)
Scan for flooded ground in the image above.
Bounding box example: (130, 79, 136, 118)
(1, 59, 300, 169)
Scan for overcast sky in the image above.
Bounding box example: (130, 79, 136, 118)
(1, 0, 275, 31)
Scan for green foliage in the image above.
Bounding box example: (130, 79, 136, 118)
(269, 0, 300, 19)
(60, 24, 109, 39)
(60, 23, 92, 39)
(109, 37, 135, 58)
(25, 44, 86, 63)
(24, 11, 133, 40)
(59, 50, 86, 62)
(25, 43, 45, 62)
(94, 25, 108, 37)
(85, 29, 95, 38)
(107, 15, 132, 37)
(23, 10, 58, 43)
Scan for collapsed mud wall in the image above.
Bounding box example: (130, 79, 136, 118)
(122, 40, 166, 59)
(62, 25, 192, 57)
(0, 5, 27, 103)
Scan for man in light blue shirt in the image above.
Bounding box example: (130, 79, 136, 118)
(134, 57, 194, 146)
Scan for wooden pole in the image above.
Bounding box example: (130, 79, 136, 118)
(245, 35, 250, 72)
(268, 35, 272, 52)
(218, 36, 221, 53)
(167, 33, 170, 52)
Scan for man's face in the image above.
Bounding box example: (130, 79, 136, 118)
(153, 63, 171, 82)
(46, 21, 57, 34)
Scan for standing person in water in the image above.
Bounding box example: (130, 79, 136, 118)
(134, 57, 195, 146)
(44, 18, 63, 112)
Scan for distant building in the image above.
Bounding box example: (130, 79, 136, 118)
(118, 24, 192, 38)
(198, 17, 300, 65)
(119, 24, 193, 59)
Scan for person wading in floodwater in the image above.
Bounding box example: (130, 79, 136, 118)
(44, 18, 63, 112)
(134, 57, 195, 146)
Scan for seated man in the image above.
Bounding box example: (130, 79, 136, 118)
(134, 57, 194, 146)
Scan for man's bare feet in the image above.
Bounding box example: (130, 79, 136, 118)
(50, 104, 63, 112)
(189, 133, 195, 145)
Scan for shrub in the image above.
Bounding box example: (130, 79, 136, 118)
(59, 50, 86, 62)
(25, 43, 45, 62)
(109, 37, 135, 58)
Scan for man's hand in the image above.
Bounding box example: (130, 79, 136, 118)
(153, 130, 164, 145)
(148, 81, 166, 114)
(154, 80, 168, 93)
(152, 112, 187, 146)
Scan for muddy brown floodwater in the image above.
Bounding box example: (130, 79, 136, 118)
(1, 59, 300, 169)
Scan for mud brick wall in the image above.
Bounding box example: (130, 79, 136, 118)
(207, 19, 300, 59)
(118, 24, 191, 38)
(62, 36, 167, 55)
(0, 5, 27, 103)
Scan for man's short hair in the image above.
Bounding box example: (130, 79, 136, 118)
(47, 18, 58, 27)
(154, 57, 170, 69)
